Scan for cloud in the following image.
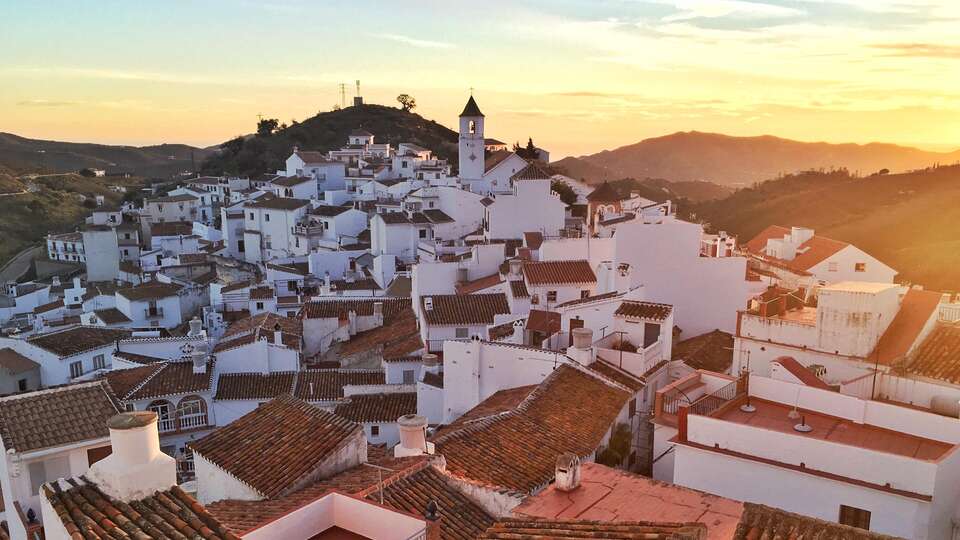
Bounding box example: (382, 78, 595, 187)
(17, 99, 81, 107)
(659, 0, 805, 22)
(871, 42, 960, 58)
(378, 33, 455, 49)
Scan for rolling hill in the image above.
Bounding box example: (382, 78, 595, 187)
(558, 131, 960, 187)
(0, 132, 212, 178)
(686, 165, 960, 291)
(200, 104, 459, 177)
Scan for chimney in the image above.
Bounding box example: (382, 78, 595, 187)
(85, 412, 176, 502)
(187, 316, 203, 337)
(508, 258, 522, 278)
(511, 319, 525, 344)
(568, 327, 595, 366)
(456, 267, 469, 285)
(273, 322, 283, 345)
(73, 276, 82, 289)
(424, 500, 441, 540)
(394, 414, 433, 458)
(52, 275, 61, 287)
(373, 301, 384, 327)
(422, 353, 441, 374)
(555, 452, 581, 492)
(323, 271, 331, 293)
(192, 350, 207, 374)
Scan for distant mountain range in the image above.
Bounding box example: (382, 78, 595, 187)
(0, 132, 213, 178)
(554, 131, 960, 187)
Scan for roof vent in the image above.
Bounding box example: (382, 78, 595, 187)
(555, 452, 581, 492)
(424, 297, 433, 311)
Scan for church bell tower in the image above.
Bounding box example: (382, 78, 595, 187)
(458, 95, 485, 180)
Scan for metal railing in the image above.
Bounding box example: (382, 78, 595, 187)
(689, 380, 740, 416)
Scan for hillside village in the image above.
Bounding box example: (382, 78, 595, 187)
(0, 95, 957, 540)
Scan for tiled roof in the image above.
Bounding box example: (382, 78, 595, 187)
(295, 150, 336, 164)
(745, 225, 849, 273)
(524, 231, 544, 250)
(350, 128, 374, 137)
(149, 193, 197, 203)
(421, 293, 510, 326)
(422, 371, 443, 388)
(434, 364, 630, 494)
(270, 175, 311, 187)
(245, 194, 310, 210)
(214, 372, 296, 401)
(555, 291, 620, 308)
(330, 278, 381, 291)
(455, 273, 503, 295)
(672, 330, 734, 373)
(523, 260, 596, 285)
(150, 221, 193, 237)
(509, 280, 529, 299)
(773, 356, 832, 390)
(94, 307, 131, 324)
(34, 298, 64, 314)
(0, 348, 39, 374)
(733, 502, 900, 540)
(248, 286, 274, 299)
(510, 162, 551, 181)
(117, 281, 183, 301)
(375, 466, 496, 540)
(434, 385, 537, 438)
(527, 309, 561, 335)
(484, 150, 514, 173)
(334, 393, 417, 423)
(294, 370, 386, 401)
(615, 300, 673, 320)
(215, 312, 302, 352)
(113, 350, 166, 365)
(378, 212, 411, 224)
(267, 261, 310, 275)
(190, 396, 363, 498)
(103, 364, 163, 399)
(220, 279, 252, 293)
(337, 308, 423, 359)
(870, 288, 943, 366)
(480, 519, 707, 539)
(112, 361, 214, 401)
(423, 209, 454, 223)
(28, 327, 130, 357)
(43, 479, 239, 540)
(0, 381, 120, 453)
(310, 204, 352, 217)
(177, 253, 208, 264)
(589, 357, 646, 391)
(907, 322, 960, 384)
(302, 298, 411, 320)
(586, 182, 626, 202)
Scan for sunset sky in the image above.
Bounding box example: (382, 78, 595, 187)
(3, 0, 960, 158)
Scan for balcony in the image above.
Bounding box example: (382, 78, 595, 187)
(144, 307, 164, 319)
(594, 334, 664, 378)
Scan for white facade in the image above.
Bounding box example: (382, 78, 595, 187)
(485, 178, 566, 240)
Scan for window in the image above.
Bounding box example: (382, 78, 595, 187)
(69, 360, 83, 379)
(149, 401, 175, 433)
(238, 240, 245, 253)
(468, 120, 476, 134)
(547, 291, 557, 303)
(288, 280, 298, 292)
(402, 369, 415, 385)
(839, 505, 871, 530)
(249, 212, 255, 220)
(855, 262, 866, 272)
(828, 261, 838, 272)
(455, 327, 469, 339)
(176, 396, 208, 430)
(419, 229, 427, 239)
(428, 201, 435, 208)
(265, 213, 270, 222)
(580, 290, 590, 299)
(17, 378, 27, 392)
(256, 302, 264, 310)
(93, 354, 106, 371)
(370, 425, 380, 437)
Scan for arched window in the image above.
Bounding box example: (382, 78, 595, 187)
(468, 120, 476, 134)
(148, 400, 175, 433)
(176, 395, 208, 430)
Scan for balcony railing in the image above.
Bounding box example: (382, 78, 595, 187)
(144, 307, 164, 319)
(689, 379, 740, 416)
(158, 416, 176, 433)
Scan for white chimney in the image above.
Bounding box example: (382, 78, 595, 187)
(511, 319, 525, 344)
(273, 322, 283, 345)
(394, 414, 434, 458)
(508, 259, 522, 278)
(85, 412, 176, 502)
(373, 301, 384, 327)
(187, 316, 203, 337)
(568, 327, 595, 366)
(323, 271, 332, 293)
(52, 275, 61, 287)
(456, 267, 469, 285)
(422, 353, 441, 374)
(555, 452, 581, 492)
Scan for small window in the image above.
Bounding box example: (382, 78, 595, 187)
(93, 354, 106, 371)
(288, 280, 298, 292)
(265, 213, 270, 222)
(256, 302, 264, 310)
(249, 212, 255, 220)
(419, 229, 427, 239)
(17, 379, 27, 392)
(69, 361, 83, 379)
(839, 505, 871, 530)
(580, 290, 590, 299)
(455, 327, 469, 339)
(547, 291, 557, 303)
(855, 262, 866, 272)
(402, 369, 415, 385)
(370, 425, 380, 437)
(828, 262, 838, 272)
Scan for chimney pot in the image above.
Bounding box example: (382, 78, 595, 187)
(87, 412, 176, 503)
(394, 414, 432, 457)
(555, 452, 581, 492)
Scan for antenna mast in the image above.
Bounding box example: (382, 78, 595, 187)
(338, 83, 347, 109)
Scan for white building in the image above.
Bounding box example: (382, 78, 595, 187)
(116, 281, 186, 328)
(241, 195, 310, 264)
(483, 162, 566, 241)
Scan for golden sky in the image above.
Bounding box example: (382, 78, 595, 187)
(3, 0, 960, 158)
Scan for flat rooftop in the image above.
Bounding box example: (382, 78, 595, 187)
(710, 398, 953, 460)
(822, 281, 899, 294)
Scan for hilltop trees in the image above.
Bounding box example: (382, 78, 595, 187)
(513, 137, 539, 160)
(257, 118, 280, 137)
(397, 94, 416, 112)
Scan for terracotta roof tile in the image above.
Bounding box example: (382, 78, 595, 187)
(907, 322, 960, 384)
(773, 356, 833, 390)
(745, 225, 849, 273)
(0, 381, 120, 453)
(421, 293, 510, 326)
(615, 300, 673, 320)
(124, 361, 214, 400)
(43, 479, 239, 540)
(245, 194, 310, 211)
(455, 273, 503, 295)
(524, 231, 544, 250)
(149, 221, 193, 237)
(870, 288, 943, 366)
(103, 364, 164, 399)
(293, 370, 385, 401)
(28, 327, 130, 357)
(301, 298, 411, 320)
(334, 393, 417, 423)
(509, 280, 530, 299)
(434, 365, 630, 494)
(523, 260, 596, 285)
(526, 310, 561, 335)
(214, 372, 296, 401)
(555, 291, 621, 308)
(484, 150, 513, 173)
(94, 307, 131, 324)
(510, 162, 551, 181)
(672, 330, 734, 373)
(481, 519, 707, 539)
(117, 281, 183, 301)
(190, 395, 363, 498)
(589, 357, 646, 391)
(337, 309, 423, 359)
(733, 502, 900, 540)
(215, 312, 302, 352)
(0, 348, 39, 374)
